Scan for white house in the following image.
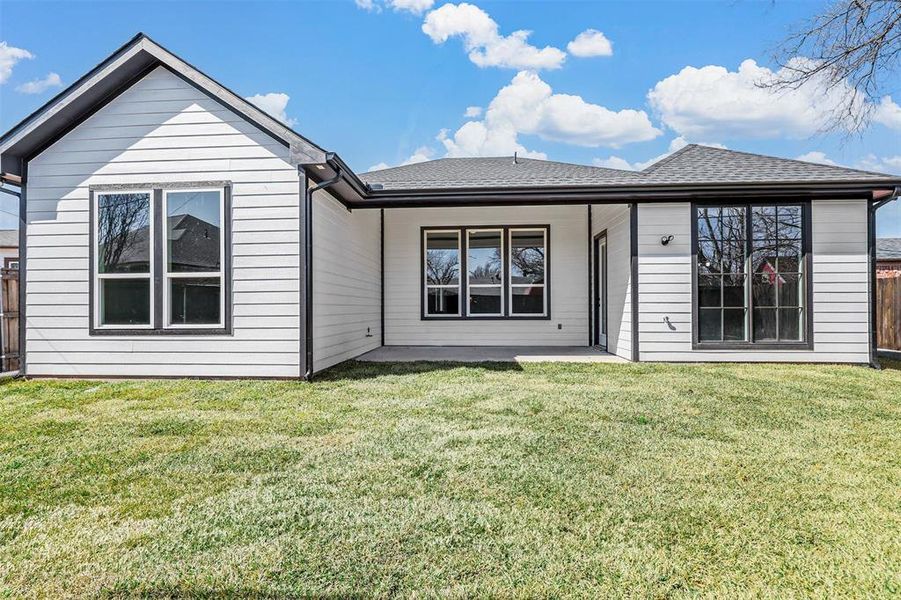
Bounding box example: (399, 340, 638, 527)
(1, 34, 899, 379)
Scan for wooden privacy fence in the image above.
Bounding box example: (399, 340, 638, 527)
(876, 273, 901, 351)
(1, 267, 18, 372)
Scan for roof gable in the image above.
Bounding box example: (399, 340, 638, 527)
(0, 33, 326, 177)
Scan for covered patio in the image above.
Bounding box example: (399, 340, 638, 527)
(357, 346, 626, 363)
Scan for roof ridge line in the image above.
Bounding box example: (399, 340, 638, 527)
(640, 143, 696, 174)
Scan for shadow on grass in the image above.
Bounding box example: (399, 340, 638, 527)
(878, 358, 901, 371)
(315, 360, 525, 382)
(100, 585, 344, 599)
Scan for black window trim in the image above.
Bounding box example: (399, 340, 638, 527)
(88, 182, 232, 336)
(420, 224, 551, 321)
(691, 200, 813, 351)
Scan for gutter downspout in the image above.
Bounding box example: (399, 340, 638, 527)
(301, 165, 341, 381)
(869, 186, 900, 369)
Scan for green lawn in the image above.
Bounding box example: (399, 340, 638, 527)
(1, 361, 899, 597)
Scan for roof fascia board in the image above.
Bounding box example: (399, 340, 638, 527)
(363, 179, 901, 199)
(352, 184, 888, 209)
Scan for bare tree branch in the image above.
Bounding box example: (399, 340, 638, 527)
(763, 0, 901, 134)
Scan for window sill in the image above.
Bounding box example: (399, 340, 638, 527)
(692, 341, 813, 351)
(421, 315, 551, 321)
(90, 327, 232, 336)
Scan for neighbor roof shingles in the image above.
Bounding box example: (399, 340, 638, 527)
(877, 238, 901, 260)
(0, 229, 17, 248)
(360, 144, 896, 191)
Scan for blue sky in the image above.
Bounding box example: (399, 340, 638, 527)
(1, 0, 899, 233)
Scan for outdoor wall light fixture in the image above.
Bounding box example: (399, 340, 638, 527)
(660, 234, 674, 246)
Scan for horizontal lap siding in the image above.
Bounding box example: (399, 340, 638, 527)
(312, 191, 380, 372)
(384, 205, 588, 346)
(591, 204, 632, 360)
(637, 201, 869, 363)
(25, 66, 301, 378)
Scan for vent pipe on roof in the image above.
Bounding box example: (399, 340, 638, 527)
(513, 152, 518, 165)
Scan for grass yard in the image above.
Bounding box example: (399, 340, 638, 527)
(1, 361, 900, 597)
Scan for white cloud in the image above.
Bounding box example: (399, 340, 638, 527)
(358, 0, 434, 14)
(439, 121, 547, 159)
(355, 0, 379, 11)
(245, 92, 296, 126)
(795, 151, 836, 166)
(0, 41, 34, 84)
(389, 0, 434, 14)
(464, 105, 482, 118)
(368, 145, 435, 172)
(422, 3, 566, 70)
(567, 29, 613, 57)
(438, 71, 660, 158)
(874, 96, 901, 130)
(855, 154, 901, 174)
(15, 72, 62, 94)
(647, 58, 871, 139)
(592, 156, 633, 170)
(593, 137, 725, 171)
(400, 145, 435, 165)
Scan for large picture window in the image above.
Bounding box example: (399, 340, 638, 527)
(422, 225, 549, 319)
(693, 202, 810, 348)
(91, 184, 231, 335)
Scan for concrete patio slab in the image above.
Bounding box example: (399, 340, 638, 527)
(357, 346, 627, 363)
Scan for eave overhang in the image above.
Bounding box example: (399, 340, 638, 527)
(340, 179, 901, 209)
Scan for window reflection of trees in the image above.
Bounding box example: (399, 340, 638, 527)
(469, 248, 502, 284)
(512, 244, 545, 284)
(98, 194, 150, 273)
(426, 249, 459, 285)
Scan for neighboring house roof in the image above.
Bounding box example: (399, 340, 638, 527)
(878, 238, 901, 260)
(107, 215, 220, 271)
(362, 145, 895, 191)
(0, 229, 17, 248)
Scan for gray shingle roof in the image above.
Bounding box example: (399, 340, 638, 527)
(362, 156, 644, 189)
(642, 145, 892, 185)
(878, 238, 901, 260)
(0, 229, 17, 248)
(360, 144, 896, 191)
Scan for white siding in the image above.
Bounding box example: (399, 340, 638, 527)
(384, 205, 589, 346)
(312, 191, 381, 372)
(24, 66, 302, 378)
(637, 200, 870, 363)
(591, 204, 633, 360)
